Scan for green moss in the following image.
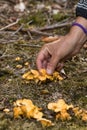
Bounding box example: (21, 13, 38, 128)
(0, 1, 87, 129)
(29, 11, 47, 26)
(52, 12, 68, 22)
(19, 11, 47, 27)
(0, 118, 9, 130)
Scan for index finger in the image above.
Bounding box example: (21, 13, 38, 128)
(36, 47, 50, 71)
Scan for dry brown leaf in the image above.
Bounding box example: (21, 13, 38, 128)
(15, 57, 21, 61)
(41, 89, 50, 94)
(3, 108, 10, 113)
(41, 36, 59, 43)
(24, 62, 29, 66)
(16, 64, 22, 69)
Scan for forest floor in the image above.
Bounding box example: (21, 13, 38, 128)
(0, 0, 87, 130)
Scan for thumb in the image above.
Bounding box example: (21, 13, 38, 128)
(46, 56, 59, 75)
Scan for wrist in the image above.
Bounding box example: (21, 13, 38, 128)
(72, 22, 87, 35)
(69, 17, 87, 45)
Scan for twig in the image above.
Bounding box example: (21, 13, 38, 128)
(27, 30, 33, 39)
(0, 19, 19, 31)
(0, 31, 15, 34)
(23, 20, 33, 39)
(40, 21, 72, 31)
(29, 29, 52, 36)
(11, 24, 24, 35)
(0, 55, 15, 59)
(0, 40, 19, 44)
(15, 44, 41, 48)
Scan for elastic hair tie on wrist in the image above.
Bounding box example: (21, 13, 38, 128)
(72, 22, 87, 35)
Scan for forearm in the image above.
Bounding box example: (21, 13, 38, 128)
(58, 16, 87, 58)
(69, 17, 87, 45)
(68, 0, 87, 45)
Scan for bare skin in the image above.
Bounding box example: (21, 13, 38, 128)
(36, 17, 87, 75)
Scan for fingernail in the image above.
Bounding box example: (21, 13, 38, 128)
(46, 69, 52, 75)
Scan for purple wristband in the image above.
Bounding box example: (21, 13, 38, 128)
(72, 22, 87, 35)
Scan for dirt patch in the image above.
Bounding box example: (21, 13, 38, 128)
(0, 0, 87, 130)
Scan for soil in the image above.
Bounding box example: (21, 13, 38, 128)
(0, 0, 87, 130)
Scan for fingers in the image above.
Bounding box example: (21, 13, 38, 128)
(36, 46, 59, 75)
(36, 46, 50, 71)
(56, 62, 64, 71)
(36, 52, 45, 70)
(36, 37, 64, 74)
(46, 55, 59, 75)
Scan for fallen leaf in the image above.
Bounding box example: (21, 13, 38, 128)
(3, 108, 10, 113)
(41, 36, 59, 43)
(15, 57, 21, 61)
(24, 62, 29, 66)
(16, 64, 22, 69)
(41, 89, 50, 94)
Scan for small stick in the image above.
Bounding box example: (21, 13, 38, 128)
(27, 30, 33, 39)
(15, 44, 41, 48)
(0, 55, 15, 59)
(40, 22, 72, 31)
(11, 24, 24, 35)
(0, 19, 19, 31)
(0, 40, 18, 44)
(29, 29, 52, 36)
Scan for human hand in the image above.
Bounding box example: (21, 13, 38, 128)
(36, 36, 73, 74)
(36, 18, 87, 75)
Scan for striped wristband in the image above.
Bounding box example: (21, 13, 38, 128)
(72, 22, 87, 35)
